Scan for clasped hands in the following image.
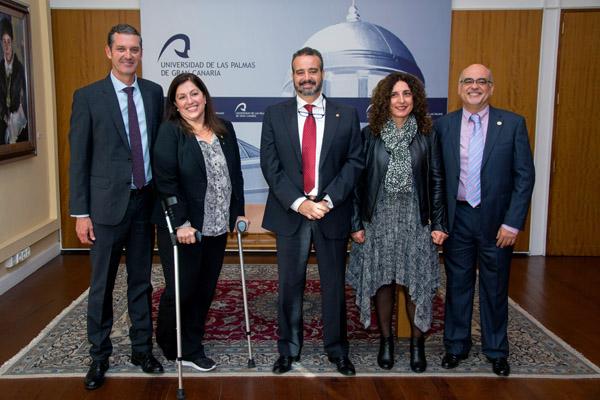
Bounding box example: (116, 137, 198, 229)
(298, 199, 330, 220)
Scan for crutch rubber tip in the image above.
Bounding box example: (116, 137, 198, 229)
(248, 359, 256, 369)
(176, 388, 186, 400)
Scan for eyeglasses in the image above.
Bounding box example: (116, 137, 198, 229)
(298, 109, 325, 119)
(460, 78, 493, 86)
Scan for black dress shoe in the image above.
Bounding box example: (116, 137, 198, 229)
(131, 352, 164, 374)
(441, 352, 468, 369)
(377, 336, 394, 370)
(84, 359, 109, 390)
(328, 356, 356, 376)
(272, 355, 299, 374)
(487, 356, 510, 376)
(409, 336, 427, 373)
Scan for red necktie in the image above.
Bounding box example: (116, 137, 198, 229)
(302, 104, 316, 194)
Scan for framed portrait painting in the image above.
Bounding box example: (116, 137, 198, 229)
(0, 0, 35, 162)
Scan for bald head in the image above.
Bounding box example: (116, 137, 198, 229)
(459, 64, 493, 83)
(458, 64, 494, 113)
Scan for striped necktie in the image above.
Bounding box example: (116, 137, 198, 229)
(466, 113, 483, 207)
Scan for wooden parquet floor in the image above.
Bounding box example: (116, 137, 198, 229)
(0, 254, 598, 400)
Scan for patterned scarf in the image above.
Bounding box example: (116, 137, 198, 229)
(380, 114, 418, 193)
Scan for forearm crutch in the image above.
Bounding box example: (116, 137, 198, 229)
(236, 219, 256, 368)
(162, 197, 201, 400)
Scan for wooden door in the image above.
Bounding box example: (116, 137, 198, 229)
(547, 10, 600, 255)
(448, 10, 543, 252)
(52, 10, 141, 249)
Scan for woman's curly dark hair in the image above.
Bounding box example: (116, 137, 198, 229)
(368, 72, 432, 136)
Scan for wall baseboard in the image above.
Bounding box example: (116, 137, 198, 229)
(0, 243, 61, 296)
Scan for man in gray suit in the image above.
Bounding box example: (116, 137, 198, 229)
(69, 24, 164, 390)
(260, 47, 364, 376)
(435, 64, 535, 376)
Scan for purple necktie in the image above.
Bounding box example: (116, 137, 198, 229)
(123, 86, 146, 189)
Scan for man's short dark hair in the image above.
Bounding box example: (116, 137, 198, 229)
(0, 18, 13, 40)
(291, 47, 323, 71)
(107, 24, 142, 48)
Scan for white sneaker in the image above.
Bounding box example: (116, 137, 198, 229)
(182, 357, 216, 372)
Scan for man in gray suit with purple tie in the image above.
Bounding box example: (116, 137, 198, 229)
(434, 64, 535, 376)
(69, 24, 164, 390)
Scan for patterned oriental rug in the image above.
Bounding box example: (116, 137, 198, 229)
(1, 264, 599, 378)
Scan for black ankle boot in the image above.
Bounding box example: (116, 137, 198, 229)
(410, 336, 427, 373)
(377, 336, 394, 369)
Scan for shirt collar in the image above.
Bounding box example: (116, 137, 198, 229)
(110, 71, 139, 93)
(462, 105, 489, 122)
(296, 94, 325, 111)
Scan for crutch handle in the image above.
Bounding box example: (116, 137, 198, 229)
(236, 219, 248, 233)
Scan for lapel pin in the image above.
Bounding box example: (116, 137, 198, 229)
(497, 121, 502, 126)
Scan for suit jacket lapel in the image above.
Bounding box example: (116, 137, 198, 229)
(284, 99, 302, 165)
(102, 76, 130, 149)
(319, 99, 339, 171)
(187, 133, 207, 173)
(449, 110, 462, 173)
(482, 107, 502, 168)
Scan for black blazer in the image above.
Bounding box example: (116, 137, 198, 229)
(434, 106, 535, 239)
(69, 75, 164, 225)
(260, 97, 364, 239)
(151, 119, 245, 232)
(351, 125, 447, 233)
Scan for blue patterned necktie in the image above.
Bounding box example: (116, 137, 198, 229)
(123, 86, 146, 189)
(466, 113, 483, 207)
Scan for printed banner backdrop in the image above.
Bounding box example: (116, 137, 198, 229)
(141, 0, 451, 204)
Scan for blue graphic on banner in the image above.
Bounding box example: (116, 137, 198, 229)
(142, 0, 451, 206)
(214, 97, 447, 124)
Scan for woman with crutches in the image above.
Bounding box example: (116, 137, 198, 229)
(152, 72, 247, 372)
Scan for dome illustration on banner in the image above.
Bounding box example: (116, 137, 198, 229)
(282, 1, 424, 97)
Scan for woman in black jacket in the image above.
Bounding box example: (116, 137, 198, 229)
(152, 73, 247, 371)
(347, 72, 447, 372)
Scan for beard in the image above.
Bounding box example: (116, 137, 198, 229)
(294, 79, 323, 97)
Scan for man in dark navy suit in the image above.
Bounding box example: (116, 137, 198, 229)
(260, 47, 364, 376)
(69, 24, 164, 390)
(435, 64, 535, 376)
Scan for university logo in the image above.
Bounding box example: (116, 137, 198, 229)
(235, 103, 247, 113)
(157, 34, 191, 61)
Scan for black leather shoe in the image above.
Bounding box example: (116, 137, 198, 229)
(409, 336, 427, 373)
(272, 355, 299, 374)
(328, 356, 356, 376)
(441, 352, 468, 369)
(377, 336, 394, 370)
(84, 359, 109, 390)
(487, 356, 510, 376)
(131, 352, 164, 374)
